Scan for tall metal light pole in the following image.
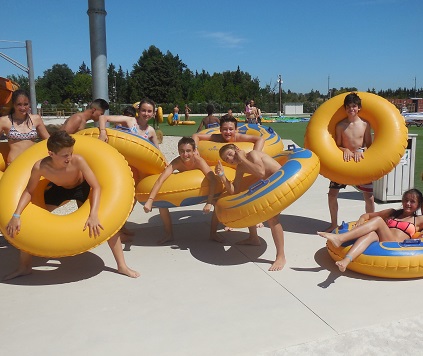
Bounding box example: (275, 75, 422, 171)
(277, 74, 283, 117)
(327, 75, 331, 99)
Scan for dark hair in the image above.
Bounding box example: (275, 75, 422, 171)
(344, 92, 361, 109)
(138, 98, 156, 111)
(91, 98, 109, 112)
(220, 115, 238, 129)
(123, 106, 136, 117)
(403, 188, 423, 205)
(178, 136, 196, 150)
(47, 130, 76, 153)
(219, 143, 237, 158)
(206, 104, 214, 115)
(10, 89, 30, 114)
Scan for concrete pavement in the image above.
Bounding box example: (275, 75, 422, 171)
(1, 137, 423, 355)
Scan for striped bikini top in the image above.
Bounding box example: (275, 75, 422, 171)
(7, 115, 38, 141)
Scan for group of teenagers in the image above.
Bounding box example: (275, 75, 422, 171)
(1, 90, 422, 281)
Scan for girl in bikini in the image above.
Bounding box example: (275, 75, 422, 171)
(318, 188, 423, 272)
(0, 89, 50, 164)
(98, 98, 159, 148)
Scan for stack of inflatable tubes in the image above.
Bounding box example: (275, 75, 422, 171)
(0, 135, 135, 258)
(304, 91, 407, 185)
(167, 113, 174, 125)
(156, 106, 164, 123)
(77, 127, 167, 176)
(215, 147, 320, 228)
(197, 123, 285, 168)
(327, 221, 423, 278)
(135, 166, 237, 207)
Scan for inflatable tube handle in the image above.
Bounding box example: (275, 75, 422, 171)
(400, 239, 422, 247)
(248, 179, 269, 194)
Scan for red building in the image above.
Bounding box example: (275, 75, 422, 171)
(388, 98, 423, 113)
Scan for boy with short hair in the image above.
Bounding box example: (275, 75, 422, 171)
(216, 144, 286, 271)
(143, 137, 217, 244)
(61, 98, 109, 133)
(4, 131, 139, 280)
(325, 92, 374, 232)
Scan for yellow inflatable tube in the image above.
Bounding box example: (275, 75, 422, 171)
(215, 147, 320, 228)
(156, 106, 164, 123)
(304, 91, 407, 185)
(328, 221, 423, 278)
(167, 113, 174, 126)
(136, 167, 237, 207)
(0, 136, 135, 258)
(197, 124, 285, 168)
(77, 127, 167, 177)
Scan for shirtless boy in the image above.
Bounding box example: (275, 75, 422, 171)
(216, 144, 286, 271)
(4, 131, 139, 280)
(61, 99, 109, 133)
(143, 137, 217, 244)
(325, 92, 374, 232)
(192, 115, 265, 236)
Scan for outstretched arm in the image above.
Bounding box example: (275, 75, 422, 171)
(6, 164, 43, 237)
(143, 161, 175, 213)
(236, 134, 264, 151)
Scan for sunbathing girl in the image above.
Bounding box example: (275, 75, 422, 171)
(318, 188, 423, 272)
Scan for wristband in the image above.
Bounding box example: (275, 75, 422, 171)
(218, 171, 225, 177)
(12, 214, 20, 218)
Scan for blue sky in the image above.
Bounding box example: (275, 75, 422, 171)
(1, 0, 422, 94)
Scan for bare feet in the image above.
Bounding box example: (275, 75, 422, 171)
(317, 231, 342, 248)
(157, 234, 174, 245)
(236, 236, 261, 246)
(3, 266, 32, 281)
(117, 266, 140, 278)
(269, 257, 286, 271)
(335, 258, 349, 272)
(224, 226, 233, 232)
(210, 233, 224, 243)
(256, 222, 264, 228)
(324, 224, 338, 233)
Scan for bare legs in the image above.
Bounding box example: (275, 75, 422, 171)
(326, 188, 339, 232)
(107, 232, 140, 278)
(157, 208, 174, 244)
(318, 216, 390, 272)
(3, 251, 32, 280)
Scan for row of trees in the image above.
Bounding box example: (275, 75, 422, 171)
(8, 45, 423, 115)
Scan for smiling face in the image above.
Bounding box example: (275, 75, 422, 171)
(178, 143, 195, 162)
(13, 94, 30, 117)
(220, 121, 237, 142)
(345, 103, 360, 119)
(220, 147, 238, 165)
(138, 102, 155, 121)
(402, 192, 420, 214)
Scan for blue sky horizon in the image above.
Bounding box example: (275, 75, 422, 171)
(1, 0, 422, 95)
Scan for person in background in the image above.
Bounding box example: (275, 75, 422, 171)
(196, 104, 220, 132)
(61, 99, 109, 133)
(184, 104, 191, 121)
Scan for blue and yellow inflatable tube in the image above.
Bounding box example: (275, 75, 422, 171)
(0, 135, 135, 258)
(135, 167, 237, 207)
(327, 221, 423, 278)
(215, 147, 320, 228)
(304, 91, 407, 185)
(198, 124, 284, 167)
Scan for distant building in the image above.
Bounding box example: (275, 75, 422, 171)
(283, 103, 303, 115)
(388, 98, 423, 113)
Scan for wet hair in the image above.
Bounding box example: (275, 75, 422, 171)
(47, 130, 75, 153)
(10, 89, 30, 114)
(178, 136, 196, 150)
(123, 106, 136, 117)
(206, 104, 214, 115)
(219, 143, 237, 158)
(138, 98, 156, 111)
(90, 98, 109, 112)
(220, 115, 238, 129)
(344, 92, 362, 109)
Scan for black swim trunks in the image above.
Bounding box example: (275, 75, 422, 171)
(44, 180, 91, 206)
(329, 181, 347, 190)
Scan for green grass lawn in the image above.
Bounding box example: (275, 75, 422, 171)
(158, 118, 422, 192)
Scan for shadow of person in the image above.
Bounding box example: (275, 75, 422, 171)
(279, 214, 329, 235)
(1, 237, 106, 286)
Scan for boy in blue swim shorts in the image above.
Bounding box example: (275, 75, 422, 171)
(325, 93, 375, 232)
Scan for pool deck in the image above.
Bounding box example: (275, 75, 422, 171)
(1, 135, 423, 355)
